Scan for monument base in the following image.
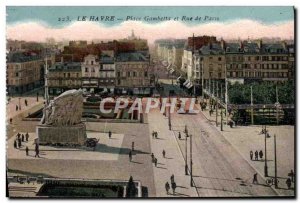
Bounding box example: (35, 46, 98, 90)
(36, 123, 87, 146)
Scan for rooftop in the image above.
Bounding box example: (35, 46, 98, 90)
(49, 62, 81, 72)
(115, 52, 148, 62)
(7, 52, 42, 63)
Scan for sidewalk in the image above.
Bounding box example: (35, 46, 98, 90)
(199, 105, 295, 196)
(6, 96, 44, 120)
(147, 109, 198, 197)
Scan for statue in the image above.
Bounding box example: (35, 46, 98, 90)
(37, 89, 87, 146)
(40, 89, 83, 126)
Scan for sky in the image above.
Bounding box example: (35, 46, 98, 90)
(6, 6, 295, 43)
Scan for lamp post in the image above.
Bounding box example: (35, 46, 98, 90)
(190, 133, 193, 187)
(274, 134, 278, 188)
(264, 125, 268, 177)
(184, 125, 189, 175)
(18, 97, 21, 110)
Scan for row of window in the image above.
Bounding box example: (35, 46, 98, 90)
(227, 71, 288, 78)
(116, 71, 148, 78)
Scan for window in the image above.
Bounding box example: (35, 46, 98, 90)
(218, 57, 222, 61)
(133, 72, 137, 77)
(64, 73, 66, 78)
(91, 61, 94, 65)
(76, 73, 79, 78)
(127, 72, 131, 77)
(15, 72, 19, 77)
(144, 71, 148, 77)
(92, 68, 95, 72)
(85, 68, 88, 72)
(117, 72, 121, 77)
(68, 73, 70, 77)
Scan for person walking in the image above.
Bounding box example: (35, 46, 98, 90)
(25, 99, 28, 106)
(132, 142, 135, 151)
(25, 133, 29, 142)
(155, 132, 158, 139)
(129, 150, 132, 162)
(170, 174, 175, 183)
(178, 132, 181, 140)
(162, 150, 166, 158)
(21, 134, 25, 142)
(108, 131, 112, 139)
(26, 146, 29, 156)
(14, 140, 17, 149)
(288, 170, 295, 183)
(252, 173, 258, 184)
(286, 178, 292, 189)
(152, 131, 155, 139)
(154, 158, 158, 167)
(35, 144, 40, 158)
(151, 153, 155, 163)
(250, 150, 253, 160)
(255, 150, 258, 161)
(259, 150, 263, 160)
(16, 105, 18, 111)
(165, 182, 170, 194)
(18, 138, 22, 148)
(171, 181, 177, 195)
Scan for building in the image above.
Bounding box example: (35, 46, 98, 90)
(7, 52, 44, 94)
(98, 54, 116, 93)
(81, 54, 101, 93)
(115, 52, 152, 95)
(48, 62, 82, 95)
(119, 30, 149, 51)
(192, 40, 293, 88)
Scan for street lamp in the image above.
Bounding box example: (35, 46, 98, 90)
(190, 133, 193, 187)
(18, 97, 21, 110)
(264, 125, 268, 177)
(184, 125, 189, 175)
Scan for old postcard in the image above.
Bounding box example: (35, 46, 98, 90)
(6, 6, 295, 198)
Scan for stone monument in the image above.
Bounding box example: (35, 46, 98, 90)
(36, 89, 87, 145)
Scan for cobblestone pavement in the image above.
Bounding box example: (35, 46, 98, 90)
(147, 108, 198, 197)
(171, 111, 279, 197)
(7, 122, 156, 197)
(200, 108, 295, 196)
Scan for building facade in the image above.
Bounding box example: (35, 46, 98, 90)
(115, 52, 151, 95)
(7, 52, 44, 94)
(48, 62, 82, 95)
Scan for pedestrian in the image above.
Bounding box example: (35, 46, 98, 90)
(288, 170, 295, 183)
(35, 143, 40, 158)
(170, 174, 175, 183)
(17, 133, 20, 139)
(250, 150, 253, 160)
(132, 142, 134, 151)
(252, 173, 258, 184)
(155, 132, 158, 139)
(286, 178, 292, 189)
(178, 132, 181, 139)
(14, 140, 17, 149)
(25, 132, 29, 142)
(154, 158, 158, 167)
(18, 138, 22, 148)
(162, 150, 166, 158)
(129, 150, 132, 162)
(16, 105, 18, 111)
(152, 131, 155, 139)
(108, 131, 112, 139)
(25, 99, 28, 106)
(165, 182, 170, 194)
(21, 134, 24, 142)
(9, 118, 12, 124)
(26, 146, 29, 156)
(259, 150, 263, 160)
(171, 181, 176, 194)
(255, 150, 258, 161)
(151, 153, 155, 163)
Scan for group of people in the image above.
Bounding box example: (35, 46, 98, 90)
(165, 174, 177, 195)
(152, 131, 159, 139)
(250, 150, 264, 161)
(15, 99, 29, 111)
(13, 132, 29, 149)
